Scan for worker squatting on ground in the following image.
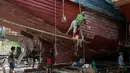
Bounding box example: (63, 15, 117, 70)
(72, 58, 85, 67)
(66, 11, 87, 38)
(46, 48, 53, 73)
(117, 52, 124, 73)
(8, 46, 15, 73)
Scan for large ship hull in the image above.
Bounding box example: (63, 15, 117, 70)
(0, 0, 126, 64)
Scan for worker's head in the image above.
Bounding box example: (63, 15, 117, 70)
(11, 46, 15, 52)
(17, 46, 21, 49)
(34, 46, 36, 49)
(33, 46, 37, 51)
(81, 11, 85, 16)
(119, 52, 123, 55)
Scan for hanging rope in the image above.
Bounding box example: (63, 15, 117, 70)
(63, 0, 65, 17)
(126, 20, 128, 44)
(79, 0, 81, 13)
(55, 0, 58, 56)
(1, 26, 3, 46)
(61, 0, 67, 23)
(39, 33, 43, 63)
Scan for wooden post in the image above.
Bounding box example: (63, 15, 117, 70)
(83, 41, 86, 63)
(128, 49, 130, 64)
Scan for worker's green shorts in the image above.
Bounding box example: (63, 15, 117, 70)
(47, 64, 52, 68)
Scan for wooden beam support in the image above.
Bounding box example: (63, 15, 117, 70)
(0, 21, 21, 33)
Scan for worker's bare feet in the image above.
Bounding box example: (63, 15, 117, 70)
(72, 37, 75, 39)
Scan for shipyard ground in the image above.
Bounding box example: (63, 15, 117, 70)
(0, 51, 130, 73)
(0, 60, 130, 73)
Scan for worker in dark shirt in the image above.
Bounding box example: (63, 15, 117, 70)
(8, 46, 15, 73)
(32, 46, 39, 68)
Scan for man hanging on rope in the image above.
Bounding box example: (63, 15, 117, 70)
(66, 11, 86, 38)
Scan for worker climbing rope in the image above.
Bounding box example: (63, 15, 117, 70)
(66, 11, 87, 38)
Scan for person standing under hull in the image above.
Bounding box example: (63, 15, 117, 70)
(8, 46, 15, 73)
(117, 52, 124, 73)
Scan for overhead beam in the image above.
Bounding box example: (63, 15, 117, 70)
(6, 34, 23, 42)
(24, 29, 55, 43)
(0, 21, 21, 33)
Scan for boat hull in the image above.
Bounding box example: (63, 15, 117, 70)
(0, 0, 126, 64)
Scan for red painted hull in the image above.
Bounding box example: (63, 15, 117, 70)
(5, 0, 121, 40)
(6, 0, 80, 32)
(0, 0, 125, 64)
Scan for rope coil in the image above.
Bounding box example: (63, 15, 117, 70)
(79, 0, 81, 13)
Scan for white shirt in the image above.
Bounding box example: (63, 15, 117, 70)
(118, 55, 123, 65)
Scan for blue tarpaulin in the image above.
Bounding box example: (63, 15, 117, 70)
(72, 0, 125, 21)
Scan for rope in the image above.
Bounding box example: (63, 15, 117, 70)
(62, 0, 65, 17)
(1, 26, 3, 46)
(0, 18, 90, 44)
(39, 33, 43, 63)
(61, 0, 66, 23)
(79, 0, 81, 13)
(39, 39, 42, 63)
(55, 0, 58, 56)
(126, 20, 128, 44)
